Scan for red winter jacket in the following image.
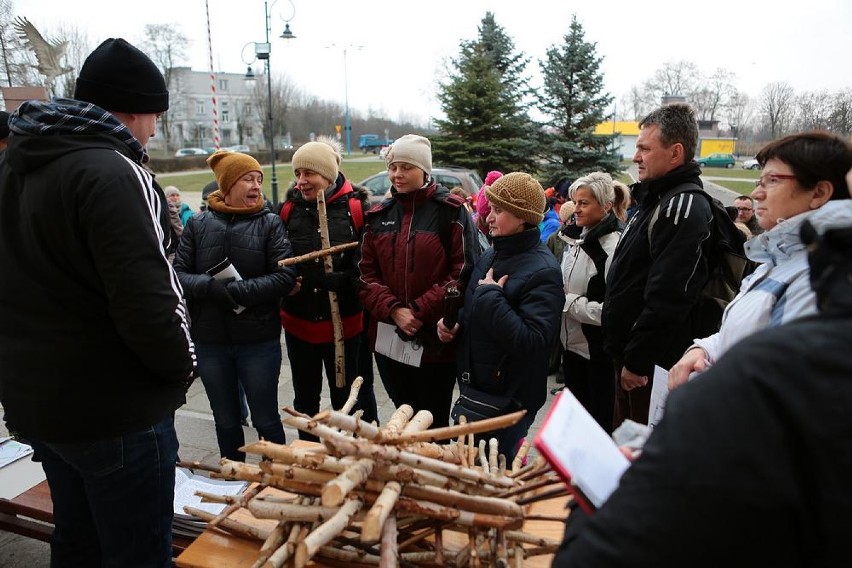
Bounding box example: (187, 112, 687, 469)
(358, 181, 478, 363)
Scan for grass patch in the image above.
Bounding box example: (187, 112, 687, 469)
(713, 180, 756, 196)
(700, 167, 760, 180)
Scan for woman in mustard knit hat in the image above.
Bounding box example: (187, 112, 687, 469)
(437, 172, 563, 461)
(174, 151, 297, 461)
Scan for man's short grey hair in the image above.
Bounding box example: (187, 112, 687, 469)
(639, 103, 699, 162)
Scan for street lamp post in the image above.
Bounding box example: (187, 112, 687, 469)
(328, 44, 362, 156)
(244, 0, 296, 208)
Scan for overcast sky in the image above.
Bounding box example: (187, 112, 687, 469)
(19, 0, 852, 125)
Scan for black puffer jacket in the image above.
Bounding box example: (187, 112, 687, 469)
(174, 200, 296, 344)
(457, 228, 563, 414)
(280, 176, 367, 343)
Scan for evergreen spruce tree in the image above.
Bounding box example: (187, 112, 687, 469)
(431, 12, 539, 177)
(536, 15, 619, 185)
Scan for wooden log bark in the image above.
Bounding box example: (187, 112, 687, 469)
(250, 521, 288, 568)
(294, 498, 364, 568)
(338, 376, 364, 414)
(478, 440, 489, 473)
(264, 523, 304, 568)
(278, 241, 358, 266)
(316, 189, 346, 388)
(183, 506, 271, 540)
(488, 439, 499, 473)
(382, 404, 415, 435)
(395, 497, 522, 530)
(248, 499, 343, 523)
(401, 410, 433, 433)
(511, 439, 530, 473)
(380, 410, 527, 444)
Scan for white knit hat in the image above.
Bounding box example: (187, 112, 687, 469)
(386, 134, 432, 175)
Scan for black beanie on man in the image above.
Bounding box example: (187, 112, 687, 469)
(74, 38, 169, 114)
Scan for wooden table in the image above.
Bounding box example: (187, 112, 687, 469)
(176, 486, 569, 567)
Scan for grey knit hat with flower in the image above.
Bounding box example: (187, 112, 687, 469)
(485, 172, 546, 224)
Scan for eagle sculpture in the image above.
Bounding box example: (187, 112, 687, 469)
(12, 16, 73, 84)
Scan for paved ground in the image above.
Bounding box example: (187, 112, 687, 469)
(0, 336, 565, 567)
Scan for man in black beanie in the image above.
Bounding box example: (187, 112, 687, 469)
(0, 38, 195, 567)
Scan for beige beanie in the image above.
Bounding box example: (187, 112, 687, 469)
(207, 151, 262, 194)
(485, 172, 546, 225)
(386, 134, 432, 175)
(292, 138, 342, 184)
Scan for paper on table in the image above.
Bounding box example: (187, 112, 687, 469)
(206, 258, 246, 314)
(0, 438, 34, 469)
(648, 365, 670, 428)
(174, 467, 247, 518)
(375, 321, 423, 367)
(534, 389, 630, 510)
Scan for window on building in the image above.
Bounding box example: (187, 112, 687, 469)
(218, 79, 228, 91)
(196, 102, 205, 115)
(246, 128, 253, 138)
(244, 103, 252, 115)
(222, 110, 230, 123)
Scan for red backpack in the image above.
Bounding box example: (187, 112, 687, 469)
(280, 195, 364, 233)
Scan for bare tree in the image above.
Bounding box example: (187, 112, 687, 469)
(692, 68, 736, 121)
(827, 88, 852, 137)
(725, 89, 754, 133)
(52, 23, 91, 98)
(795, 90, 832, 131)
(252, 71, 298, 149)
(648, 60, 699, 99)
(141, 23, 189, 153)
(0, 2, 45, 91)
(760, 81, 796, 139)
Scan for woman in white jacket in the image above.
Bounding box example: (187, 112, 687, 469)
(669, 131, 852, 389)
(560, 173, 630, 433)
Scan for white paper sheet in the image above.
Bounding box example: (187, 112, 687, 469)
(648, 365, 670, 428)
(374, 321, 423, 367)
(173, 467, 247, 518)
(535, 389, 630, 508)
(207, 258, 247, 314)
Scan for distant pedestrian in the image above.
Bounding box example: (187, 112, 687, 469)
(164, 185, 194, 226)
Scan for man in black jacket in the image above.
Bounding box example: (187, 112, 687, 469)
(0, 39, 195, 567)
(601, 103, 713, 427)
(553, 214, 852, 568)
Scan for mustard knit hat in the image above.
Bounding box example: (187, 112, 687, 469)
(485, 172, 546, 225)
(207, 151, 262, 194)
(386, 134, 432, 175)
(292, 137, 342, 184)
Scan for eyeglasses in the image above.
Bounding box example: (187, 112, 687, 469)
(735, 207, 753, 212)
(755, 174, 797, 188)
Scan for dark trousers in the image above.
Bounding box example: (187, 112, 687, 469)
(374, 354, 456, 428)
(196, 339, 286, 461)
(563, 350, 615, 435)
(286, 331, 378, 441)
(29, 417, 178, 568)
(612, 361, 651, 429)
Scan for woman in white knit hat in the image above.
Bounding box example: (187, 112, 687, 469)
(358, 134, 479, 428)
(437, 172, 563, 461)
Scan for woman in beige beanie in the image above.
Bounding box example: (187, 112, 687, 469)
(173, 151, 297, 461)
(437, 172, 563, 461)
(359, 133, 479, 428)
(280, 137, 378, 435)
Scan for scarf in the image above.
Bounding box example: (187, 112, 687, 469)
(207, 190, 266, 215)
(10, 97, 146, 163)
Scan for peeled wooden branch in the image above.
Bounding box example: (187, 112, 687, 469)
(278, 241, 358, 266)
(383, 404, 415, 435)
(395, 497, 522, 530)
(379, 512, 398, 567)
(504, 530, 561, 548)
(362, 481, 401, 543)
(314, 189, 346, 388)
(478, 440, 489, 473)
(488, 439, 499, 473)
(248, 498, 343, 523)
(322, 458, 374, 507)
(380, 410, 527, 445)
(338, 376, 364, 414)
(295, 498, 364, 568)
(183, 506, 271, 541)
(265, 523, 305, 568)
(401, 410, 433, 433)
(511, 439, 530, 473)
(250, 521, 288, 568)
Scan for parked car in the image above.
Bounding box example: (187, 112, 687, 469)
(696, 153, 736, 168)
(358, 166, 484, 205)
(742, 158, 760, 170)
(225, 144, 251, 153)
(174, 147, 208, 157)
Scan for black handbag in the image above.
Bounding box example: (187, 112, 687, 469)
(451, 379, 520, 423)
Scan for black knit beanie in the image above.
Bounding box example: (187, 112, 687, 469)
(74, 38, 169, 113)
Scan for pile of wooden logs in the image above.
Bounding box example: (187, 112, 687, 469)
(180, 378, 569, 567)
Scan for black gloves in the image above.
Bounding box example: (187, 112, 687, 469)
(207, 277, 238, 310)
(318, 271, 350, 292)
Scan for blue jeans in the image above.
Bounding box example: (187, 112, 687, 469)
(196, 339, 286, 461)
(29, 416, 178, 568)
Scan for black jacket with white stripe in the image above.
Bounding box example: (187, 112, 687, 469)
(602, 162, 713, 377)
(0, 122, 195, 442)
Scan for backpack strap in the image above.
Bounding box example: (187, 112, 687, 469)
(280, 199, 295, 224)
(646, 182, 705, 245)
(348, 195, 364, 232)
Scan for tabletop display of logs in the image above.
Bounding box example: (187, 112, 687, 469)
(179, 378, 570, 568)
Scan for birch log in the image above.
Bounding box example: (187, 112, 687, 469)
(316, 189, 346, 388)
(378, 512, 398, 567)
(361, 480, 401, 543)
(278, 241, 358, 266)
(294, 498, 364, 568)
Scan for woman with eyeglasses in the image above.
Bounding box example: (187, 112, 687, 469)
(668, 131, 852, 389)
